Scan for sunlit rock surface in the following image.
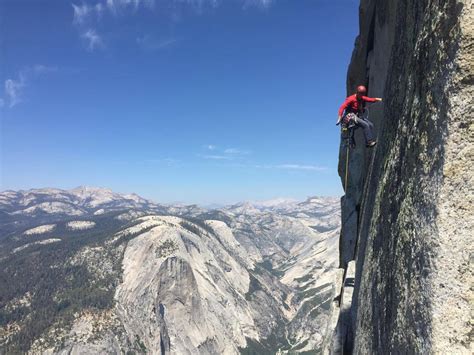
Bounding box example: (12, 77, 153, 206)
(334, 1, 473, 354)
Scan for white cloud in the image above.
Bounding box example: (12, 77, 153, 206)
(145, 157, 181, 166)
(32, 65, 58, 75)
(72, 0, 155, 50)
(71, 0, 272, 50)
(72, 0, 271, 25)
(82, 29, 104, 51)
(5, 77, 26, 108)
(274, 164, 328, 171)
(3, 65, 57, 108)
(173, 0, 272, 9)
(195, 145, 326, 172)
(243, 0, 273, 8)
(72, 0, 154, 24)
(72, 3, 90, 24)
(106, 0, 117, 13)
(198, 145, 250, 160)
(136, 35, 179, 51)
(199, 154, 233, 160)
(72, 3, 104, 24)
(107, 0, 155, 13)
(224, 148, 250, 155)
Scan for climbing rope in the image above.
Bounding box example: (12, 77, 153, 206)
(341, 115, 357, 192)
(353, 143, 378, 258)
(344, 144, 350, 191)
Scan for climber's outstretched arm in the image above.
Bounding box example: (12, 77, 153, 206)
(363, 96, 383, 103)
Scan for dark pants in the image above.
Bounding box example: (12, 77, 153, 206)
(355, 116, 375, 143)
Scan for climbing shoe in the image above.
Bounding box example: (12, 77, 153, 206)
(366, 140, 377, 147)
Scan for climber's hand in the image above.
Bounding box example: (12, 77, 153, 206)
(336, 116, 342, 125)
(376, 98, 383, 102)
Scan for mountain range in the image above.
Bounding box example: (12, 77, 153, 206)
(0, 187, 340, 354)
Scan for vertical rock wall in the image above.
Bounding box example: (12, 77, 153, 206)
(335, 1, 473, 353)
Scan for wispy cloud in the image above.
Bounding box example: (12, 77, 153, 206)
(198, 154, 233, 160)
(72, 2, 104, 24)
(198, 159, 327, 172)
(139, 146, 326, 174)
(72, 1, 154, 51)
(276, 164, 327, 171)
(71, 0, 274, 50)
(243, 0, 274, 9)
(136, 35, 179, 51)
(72, 0, 154, 24)
(198, 145, 251, 161)
(72, 3, 90, 24)
(257, 163, 328, 172)
(224, 148, 250, 155)
(4, 77, 26, 108)
(172, 0, 273, 10)
(195, 145, 325, 172)
(82, 29, 104, 51)
(145, 157, 181, 166)
(2, 65, 57, 108)
(106, 0, 155, 14)
(31, 64, 58, 75)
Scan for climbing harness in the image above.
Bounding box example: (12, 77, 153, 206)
(341, 113, 358, 148)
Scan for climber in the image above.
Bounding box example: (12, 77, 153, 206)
(336, 85, 382, 147)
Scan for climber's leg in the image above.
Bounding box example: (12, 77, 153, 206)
(356, 118, 376, 145)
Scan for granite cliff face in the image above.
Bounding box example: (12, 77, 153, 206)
(334, 1, 473, 354)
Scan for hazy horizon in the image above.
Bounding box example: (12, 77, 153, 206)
(1, 184, 340, 207)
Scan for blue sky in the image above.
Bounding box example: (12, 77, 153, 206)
(1, 0, 359, 204)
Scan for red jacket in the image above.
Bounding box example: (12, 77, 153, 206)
(338, 94, 378, 116)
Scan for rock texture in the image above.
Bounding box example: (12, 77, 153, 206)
(334, 1, 473, 354)
(0, 189, 341, 354)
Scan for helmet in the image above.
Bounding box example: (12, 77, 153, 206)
(357, 85, 367, 95)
